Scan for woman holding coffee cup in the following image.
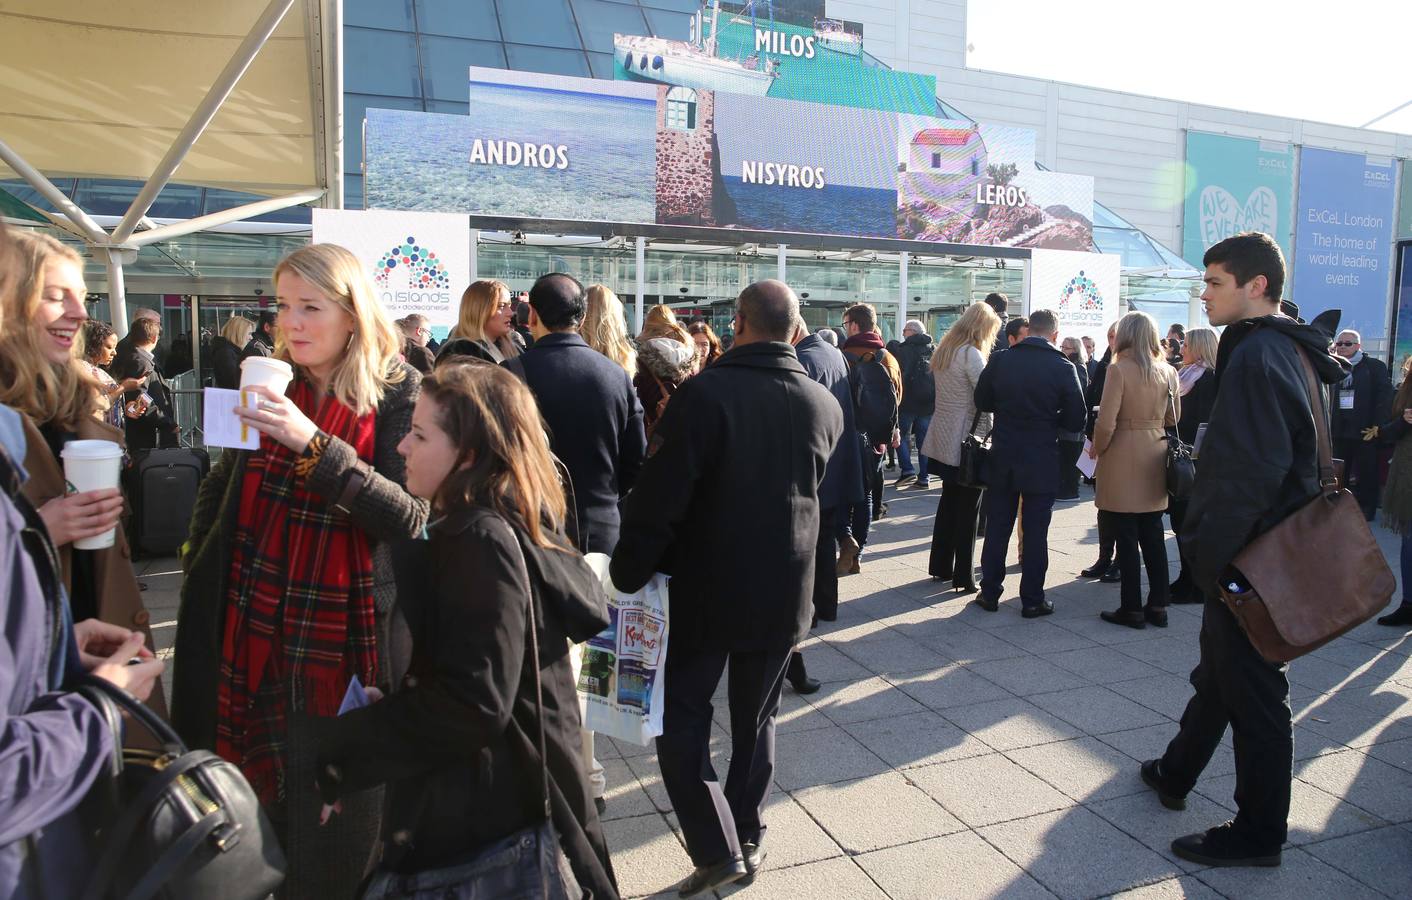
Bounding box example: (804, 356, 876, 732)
(0, 232, 165, 699)
(174, 242, 429, 899)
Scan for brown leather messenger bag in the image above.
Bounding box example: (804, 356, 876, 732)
(1217, 347, 1395, 663)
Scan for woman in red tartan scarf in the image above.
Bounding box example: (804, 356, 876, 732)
(173, 243, 429, 899)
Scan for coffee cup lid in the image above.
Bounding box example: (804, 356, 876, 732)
(241, 357, 293, 374)
(61, 439, 123, 460)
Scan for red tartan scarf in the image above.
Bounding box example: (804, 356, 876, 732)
(215, 378, 378, 803)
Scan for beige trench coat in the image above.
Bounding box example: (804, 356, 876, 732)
(1093, 357, 1179, 514)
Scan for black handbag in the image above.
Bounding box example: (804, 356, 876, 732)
(76, 677, 285, 900)
(956, 409, 991, 488)
(359, 523, 581, 900)
(1164, 390, 1195, 501)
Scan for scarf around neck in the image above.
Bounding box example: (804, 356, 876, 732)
(1177, 362, 1209, 397)
(216, 378, 378, 803)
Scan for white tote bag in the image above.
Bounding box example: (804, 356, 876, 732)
(576, 554, 671, 745)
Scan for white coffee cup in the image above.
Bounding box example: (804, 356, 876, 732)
(240, 357, 294, 396)
(60, 439, 124, 550)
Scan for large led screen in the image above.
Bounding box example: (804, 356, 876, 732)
(363, 66, 1095, 252)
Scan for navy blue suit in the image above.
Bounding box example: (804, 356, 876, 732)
(795, 334, 864, 621)
(504, 332, 646, 554)
(974, 336, 1086, 608)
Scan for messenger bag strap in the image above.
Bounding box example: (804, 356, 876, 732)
(1293, 348, 1338, 492)
(121, 811, 226, 900)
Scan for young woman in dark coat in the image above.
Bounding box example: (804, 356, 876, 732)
(1167, 328, 1218, 603)
(315, 362, 619, 899)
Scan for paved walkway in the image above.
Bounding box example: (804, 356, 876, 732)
(140, 479, 1412, 899)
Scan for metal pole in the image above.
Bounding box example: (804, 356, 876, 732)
(0, 137, 108, 244)
(102, 249, 134, 339)
(634, 236, 646, 334)
(112, 0, 297, 242)
(127, 187, 325, 247)
(898, 251, 909, 338)
(777, 243, 786, 282)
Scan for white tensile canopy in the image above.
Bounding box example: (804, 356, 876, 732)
(0, 0, 341, 333)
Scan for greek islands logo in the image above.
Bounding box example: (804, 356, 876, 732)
(375, 236, 450, 290)
(1059, 270, 1103, 311)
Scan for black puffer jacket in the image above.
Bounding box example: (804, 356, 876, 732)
(1180, 314, 1345, 594)
(894, 332, 936, 415)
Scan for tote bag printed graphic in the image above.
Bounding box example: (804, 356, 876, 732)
(578, 554, 671, 745)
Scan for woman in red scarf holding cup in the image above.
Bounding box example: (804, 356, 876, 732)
(173, 243, 428, 898)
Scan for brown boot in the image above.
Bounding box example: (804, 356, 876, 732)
(837, 536, 861, 576)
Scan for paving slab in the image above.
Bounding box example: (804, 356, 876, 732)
(793, 771, 965, 853)
(856, 830, 1057, 900)
(804, 675, 928, 726)
(942, 697, 1086, 751)
(1192, 846, 1387, 899)
(601, 813, 693, 899)
(722, 855, 890, 899)
(1088, 790, 1236, 872)
(908, 753, 1074, 828)
(1293, 749, 1412, 823)
(771, 725, 891, 791)
(841, 709, 992, 770)
(887, 664, 1016, 711)
(1195, 770, 1387, 844)
(1031, 684, 1173, 735)
(963, 656, 1090, 696)
(1105, 875, 1225, 899)
(1301, 824, 1412, 898)
(1041, 645, 1164, 685)
(1007, 736, 1152, 804)
(978, 807, 1182, 900)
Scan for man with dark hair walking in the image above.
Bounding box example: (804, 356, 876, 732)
(837, 303, 901, 571)
(613, 280, 841, 896)
(1141, 232, 1345, 867)
(984, 292, 1011, 355)
(974, 308, 1085, 617)
(242, 309, 277, 359)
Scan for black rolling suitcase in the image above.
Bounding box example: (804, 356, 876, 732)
(129, 448, 209, 557)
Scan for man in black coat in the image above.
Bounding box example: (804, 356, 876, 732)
(1330, 329, 1392, 520)
(112, 316, 179, 450)
(1143, 232, 1346, 868)
(974, 308, 1086, 617)
(786, 317, 866, 694)
(504, 273, 646, 556)
(242, 310, 276, 360)
(984, 291, 1012, 357)
(892, 319, 936, 488)
(612, 280, 842, 897)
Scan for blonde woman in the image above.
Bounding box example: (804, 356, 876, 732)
(0, 230, 167, 702)
(1168, 326, 1219, 603)
(212, 315, 254, 389)
(637, 303, 681, 342)
(582, 284, 637, 376)
(1090, 311, 1179, 629)
(921, 302, 1001, 592)
(438, 279, 518, 364)
(174, 243, 429, 899)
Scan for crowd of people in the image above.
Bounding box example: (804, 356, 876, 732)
(3, 222, 1411, 899)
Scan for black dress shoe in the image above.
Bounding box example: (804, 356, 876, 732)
(786, 654, 822, 695)
(677, 857, 747, 897)
(1100, 609, 1146, 629)
(1080, 560, 1113, 578)
(1099, 565, 1122, 583)
(1021, 601, 1054, 619)
(1378, 603, 1412, 627)
(1171, 822, 1281, 868)
(1140, 759, 1186, 810)
(974, 594, 999, 612)
(1144, 606, 1168, 628)
(737, 842, 767, 887)
(953, 582, 979, 595)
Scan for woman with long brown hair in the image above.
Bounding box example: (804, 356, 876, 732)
(686, 320, 723, 370)
(315, 362, 618, 899)
(174, 242, 429, 898)
(438, 279, 519, 364)
(0, 232, 165, 687)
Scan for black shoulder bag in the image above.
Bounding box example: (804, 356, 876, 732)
(76, 677, 286, 900)
(956, 409, 991, 488)
(1164, 389, 1195, 501)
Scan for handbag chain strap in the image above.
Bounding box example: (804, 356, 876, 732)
(1293, 347, 1338, 491)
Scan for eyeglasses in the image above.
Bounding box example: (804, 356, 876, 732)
(1334, 341, 1357, 347)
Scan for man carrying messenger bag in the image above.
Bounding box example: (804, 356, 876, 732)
(1137, 233, 1390, 868)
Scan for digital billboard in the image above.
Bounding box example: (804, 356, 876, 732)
(1292, 147, 1397, 343)
(613, 1, 936, 115)
(362, 66, 1095, 253)
(1182, 132, 1296, 269)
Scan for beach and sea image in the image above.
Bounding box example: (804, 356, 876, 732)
(365, 75, 657, 222)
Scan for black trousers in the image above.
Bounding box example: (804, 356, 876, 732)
(1110, 510, 1169, 612)
(979, 487, 1055, 609)
(1057, 439, 1083, 499)
(813, 507, 839, 622)
(1168, 495, 1192, 588)
(1334, 438, 1381, 520)
(870, 449, 886, 519)
(929, 469, 982, 588)
(1095, 505, 1116, 565)
(1161, 598, 1292, 850)
(656, 643, 791, 866)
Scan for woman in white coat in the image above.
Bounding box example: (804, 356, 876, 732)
(922, 302, 1002, 593)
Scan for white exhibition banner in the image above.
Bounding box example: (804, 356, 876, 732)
(1026, 248, 1122, 342)
(311, 208, 470, 340)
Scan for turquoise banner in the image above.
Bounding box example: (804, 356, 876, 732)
(1399, 159, 1412, 241)
(1182, 132, 1296, 269)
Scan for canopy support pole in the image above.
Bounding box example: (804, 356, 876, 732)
(635, 237, 646, 334)
(128, 187, 325, 247)
(112, 0, 297, 242)
(0, 137, 108, 243)
(100, 248, 138, 338)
